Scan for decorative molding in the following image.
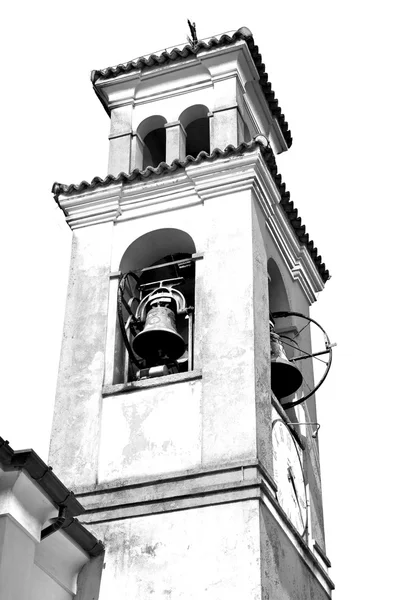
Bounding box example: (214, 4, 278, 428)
(53, 140, 328, 285)
(73, 459, 273, 496)
(118, 177, 201, 222)
(186, 153, 262, 200)
(129, 78, 212, 111)
(75, 459, 333, 595)
(76, 462, 277, 514)
(57, 186, 122, 230)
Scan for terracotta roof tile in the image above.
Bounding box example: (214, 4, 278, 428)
(91, 27, 292, 148)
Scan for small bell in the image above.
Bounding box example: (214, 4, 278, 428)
(270, 322, 303, 400)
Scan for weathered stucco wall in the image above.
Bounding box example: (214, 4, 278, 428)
(92, 500, 261, 600)
(260, 503, 330, 600)
(99, 379, 202, 482)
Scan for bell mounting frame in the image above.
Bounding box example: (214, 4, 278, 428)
(271, 311, 334, 409)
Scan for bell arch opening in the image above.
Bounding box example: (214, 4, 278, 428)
(268, 258, 305, 406)
(268, 257, 292, 358)
(137, 115, 167, 169)
(179, 105, 210, 158)
(115, 229, 197, 384)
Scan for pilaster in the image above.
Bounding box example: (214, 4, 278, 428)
(165, 121, 186, 163)
(209, 105, 242, 149)
(108, 105, 134, 176)
(49, 221, 114, 489)
(200, 188, 257, 465)
(130, 131, 144, 170)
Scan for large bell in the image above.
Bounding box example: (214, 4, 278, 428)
(132, 305, 185, 362)
(270, 330, 303, 400)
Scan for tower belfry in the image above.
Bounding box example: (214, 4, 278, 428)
(51, 27, 334, 599)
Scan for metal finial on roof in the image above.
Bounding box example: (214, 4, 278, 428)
(187, 19, 198, 48)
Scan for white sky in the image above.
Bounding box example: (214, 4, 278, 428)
(1, 1, 399, 597)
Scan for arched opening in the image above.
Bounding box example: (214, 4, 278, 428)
(179, 105, 210, 158)
(116, 229, 197, 383)
(268, 258, 303, 407)
(137, 115, 167, 169)
(120, 228, 196, 273)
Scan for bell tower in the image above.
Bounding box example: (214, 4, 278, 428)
(50, 27, 334, 599)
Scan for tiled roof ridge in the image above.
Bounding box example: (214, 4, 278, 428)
(0, 436, 104, 556)
(52, 137, 329, 282)
(52, 139, 262, 196)
(91, 27, 292, 148)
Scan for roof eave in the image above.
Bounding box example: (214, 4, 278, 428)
(52, 138, 328, 282)
(91, 27, 292, 148)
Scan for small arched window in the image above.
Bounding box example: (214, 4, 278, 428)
(179, 105, 210, 157)
(116, 229, 197, 383)
(137, 115, 167, 169)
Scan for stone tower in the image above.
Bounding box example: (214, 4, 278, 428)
(50, 27, 334, 599)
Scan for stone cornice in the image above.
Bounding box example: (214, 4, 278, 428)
(55, 184, 122, 230)
(53, 139, 329, 283)
(186, 147, 325, 301)
(254, 173, 325, 303)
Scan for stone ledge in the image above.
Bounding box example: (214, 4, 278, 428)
(76, 461, 277, 514)
(73, 459, 276, 496)
(103, 369, 202, 396)
(79, 481, 262, 523)
(77, 475, 334, 595)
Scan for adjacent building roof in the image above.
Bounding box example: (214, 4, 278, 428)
(52, 137, 329, 283)
(0, 437, 104, 557)
(91, 26, 292, 148)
